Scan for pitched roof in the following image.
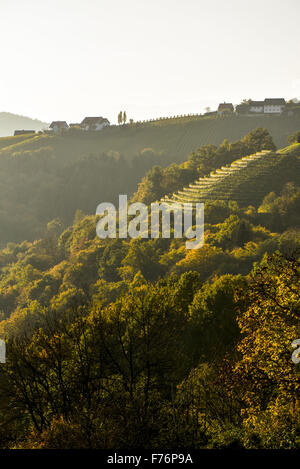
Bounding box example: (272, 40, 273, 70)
(236, 104, 250, 112)
(250, 101, 264, 107)
(14, 130, 35, 135)
(264, 98, 286, 105)
(217, 103, 234, 111)
(81, 117, 110, 125)
(49, 121, 68, 128)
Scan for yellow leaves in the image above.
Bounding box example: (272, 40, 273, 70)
(38, 348, 48, 359)
(48, 260, 68, 278)
(118, 264, 136, 283)
(234, 253, 300, 431)
(232, 241, 259, 259)
(175, 244, 224, 272)
(50, 286, 86, 313)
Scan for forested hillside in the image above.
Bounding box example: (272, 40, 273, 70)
(0, 127, 299, 449)
(1, 122, 300, 246)
(1, 0, 300, 453)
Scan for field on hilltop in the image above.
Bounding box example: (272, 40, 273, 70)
(1, 114, 300, 165)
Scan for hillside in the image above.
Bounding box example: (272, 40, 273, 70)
(0, 112, 47, 137)
(0, 132, 299, 449)
(0, 144, 299, 449)
(0, 126, 299, 246)
(1, 114, 300, 164)
(161, 146, 300, 207)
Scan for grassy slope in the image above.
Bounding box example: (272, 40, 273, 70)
(0, 134, 37, 151)
(0, 114, 300, 165)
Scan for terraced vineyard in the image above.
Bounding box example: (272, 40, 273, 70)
(161, 148, 300, 207)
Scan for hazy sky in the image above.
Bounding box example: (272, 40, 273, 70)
(1, 0, 300, 124)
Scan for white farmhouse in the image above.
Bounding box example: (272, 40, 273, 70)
(49, 121, 69, 133)
(245, 98, 286, 115)
(80, 117, 110, 131)
(249, 101, 264, 113)
(264, 98, 286, 114)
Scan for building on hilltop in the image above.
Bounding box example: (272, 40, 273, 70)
(80, 117, 110, 131)
(14, 130, 35, 136)
(49, 121, 69, 133)
(217, 102, 234, 116)
(264, 98, 286, 114)
(235, 104, 250, 114)
(236, 98, 286, 115)
(249, 101, 264, 113)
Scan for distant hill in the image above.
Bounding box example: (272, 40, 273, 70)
(0, 112, 48, 137)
